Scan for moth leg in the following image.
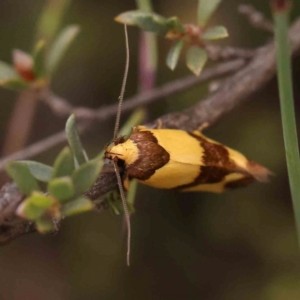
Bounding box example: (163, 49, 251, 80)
(123, 173, 131, 191)
(156, 119, 163, 129)
(197, 122, 209, 132)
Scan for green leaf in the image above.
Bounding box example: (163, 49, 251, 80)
(115, 10, 169, 35)
(105, 190, 122, 215)
(118, 109, 146, 137)
(136, 0, 153, 12)
(186, 46, 208, 76)
(18, 161, 53, 182)
(36, 0, 71, 42)
(202, 26, 228, 40)
(46, 25, 80, 77)
(0, 78, 30, 90)
(62, 197, 93, 217)
(273, 5, 300, 251)
(0, 61, 18, 81)
(52, 147, 75, 179)
(115, 10, 160, 25)
(126, 180, 137, 214)
(5, 161, 40, 196)
(48, 177, 74, 202)
(165, 17, 185, 33)
(198, 0, 222, 26)
(17, 191, 55, 220)
(166, 39, 184, 70)
(72, 160, 102, 196)
(33, 40, 46, 78)
(35, 216, 55, 233)
(65, 115, 87, 166)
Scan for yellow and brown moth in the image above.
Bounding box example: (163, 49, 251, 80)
(105, 126, 270, 194)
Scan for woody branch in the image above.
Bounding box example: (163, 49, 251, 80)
(0, 17, 300, 245)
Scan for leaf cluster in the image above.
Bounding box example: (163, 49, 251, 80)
(116, 0, 228, 75)
(5, 116, 102, 233)
(0, 0, 79, 91)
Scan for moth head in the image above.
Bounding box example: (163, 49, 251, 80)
(105, 138, 138, 166)
(104, 145, 123, 161)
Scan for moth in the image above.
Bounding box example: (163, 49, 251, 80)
(105, 126, 270, 194)
(105, 25, 270, 265)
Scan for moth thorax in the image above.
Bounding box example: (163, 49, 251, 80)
(108, 139, 139, 165)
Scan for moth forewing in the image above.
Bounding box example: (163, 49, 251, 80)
(106, 127, 271, 193)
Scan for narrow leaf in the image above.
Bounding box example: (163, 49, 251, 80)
(5, 161, 40, 196)
(186, 46, 208, 76)
(48, 177, 74, 202)
(118, 109, 146, 137)
(16, 192, 55, 220)
(62, 197, 93, 217)
(52, 147, 74, 179)
(136, 0, 153, 12)
(0, 61, 18, 80)
(33, 40, 46, 78)
(126, 180, 137, 214)
(272, 3, 300, 250)
(166, 39, 184, 70)
(65, 115, 87, 166)
(202, 26, 228, 40)
(72, 160, 102, 196)
(36, 0, 71, 42)
(115, 10, 163, 25)
(115, 10, 168, 35)
(19, 161, 53, 182)
(198, 0, 222, 26)
(165, 17, 185, 33)
(0, 78, 30, 90)
(35, 216, 55, 233)
(46, 25, 80, 76)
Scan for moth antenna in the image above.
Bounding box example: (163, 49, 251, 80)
(112, 160, 131, 266)
(113, 24, 130, 140)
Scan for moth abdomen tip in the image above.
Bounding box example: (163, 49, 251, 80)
(247, 160, 273, 183)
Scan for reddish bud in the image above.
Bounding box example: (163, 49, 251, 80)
(13, 49, 35, 82)
(270, 0, 292, 13)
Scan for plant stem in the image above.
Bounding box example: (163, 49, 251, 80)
(135, 0, 157, 91)
(272, 0, 300, 246)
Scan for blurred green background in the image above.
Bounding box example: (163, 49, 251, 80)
(0, 0, 300, 299)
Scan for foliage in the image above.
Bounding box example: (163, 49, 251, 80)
(272, 0, 300, 249)
(0, 1, 79, 91)
(5, 116, 102, 233)
(115, 0, 228, 75)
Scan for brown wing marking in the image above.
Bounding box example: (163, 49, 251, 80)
(126, 129, 170, 181)
(175, 132, 253, 190)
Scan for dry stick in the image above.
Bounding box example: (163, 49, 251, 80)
(0, 59, 245, 172)
(40, 59, 245, 120)
(238, 4, 274, 33)
(1, 17, 300, 244)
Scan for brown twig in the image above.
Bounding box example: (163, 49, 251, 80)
(0, 59, 245, 172)
(238, 4, 274, 33)
(41, 59, 246, 121)
(1, 17, 300, 245)
(206, 46, 255, 61)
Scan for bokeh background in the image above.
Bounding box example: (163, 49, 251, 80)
(0, 0, 300, 299)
